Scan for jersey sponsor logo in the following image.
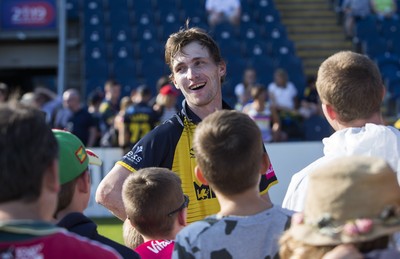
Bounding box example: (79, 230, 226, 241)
(146, 240, 173, 254)
(126, 145, 143, 164)
(194, 182, 216, 200)
(0, 243, 44, 258)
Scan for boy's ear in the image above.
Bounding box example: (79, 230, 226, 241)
(322, 103, 337, 121)
(177, 208, 187, 226)
(195, 166, 208, 185)
(77, 171, 90, 194)
(260, 153, 270, 175)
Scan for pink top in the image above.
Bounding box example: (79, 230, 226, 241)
(135, 240, 174, 259)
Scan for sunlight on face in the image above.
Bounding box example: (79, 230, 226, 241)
(171, 41, 225, 110)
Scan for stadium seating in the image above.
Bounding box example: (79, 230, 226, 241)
(77, 0, 305, 103)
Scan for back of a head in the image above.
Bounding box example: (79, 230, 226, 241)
(122, 168, 184, 238)
(0, 102, 58, 203)
(165, 23, 223, 79)
(316, 51, 384, 122)
(289, 156, 400, 246)
(194, 110, 264, 195)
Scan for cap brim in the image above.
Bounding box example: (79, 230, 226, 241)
(86, 149, 102, 166)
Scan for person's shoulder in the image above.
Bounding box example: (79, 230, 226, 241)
(177, 215, 220, 240)
(48, 230, 123, 258)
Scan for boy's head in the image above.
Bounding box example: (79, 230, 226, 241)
(165, 24, 224, 83)
(53, 130, 102, 215)
(122, 168, 187, 238)
(316, 51, 384, 123)
(0, 102, 58, 203)
(193, 110, 266, 195)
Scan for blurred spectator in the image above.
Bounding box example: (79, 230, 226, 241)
(153, 84, 180, 123)
(99, 80, 121, 147)
(205, 0, 241, 28)
(0, 82, 9, 103)
(298, 75, 319, 119)
(370, 0, 397, 19)
(268, 69, 298, 113)
(34, 86, 62, 125)
(234, 67, 257, 111)
(118, 85, 159, 150)
(20, 92, 37, 107)
(268, 69, 303, 140)
(87, 90, 106, 147)
(53, 89, 97, 147)
(242, 85, 285, 142)
(341, 0, 371, 38)
(114, 96, 133, 153)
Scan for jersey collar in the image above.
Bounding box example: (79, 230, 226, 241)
(181, 100, 232, 124)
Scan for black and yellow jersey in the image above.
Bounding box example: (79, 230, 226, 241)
(118, 100, 278, 223)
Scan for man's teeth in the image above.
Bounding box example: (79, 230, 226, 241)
(191, 83, 205, 90)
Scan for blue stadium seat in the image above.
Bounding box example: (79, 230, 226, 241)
(66, 0, 79, 20)
(379, 18, 400, 40)
(353, 15, 380, 46)
(112, 42, 135, 61)
(109, 10, 132, 33)
(137, 59, 166, 90)
(159, 23, 183, 42)
(107, 0, 132, 12)
(84, 28, 107, 45)
(269, 38, 296, 59)
(133, 0, 153, 12)
(247, 56, 275, 85)
(112, 58, 138, 82)
(363, 37, 389, 59)
(256, 5, 281, 25)
(263, 23, 288, 41)
(134, 40, 163, 60)
(132, 10, 156, 26)
(242, 40, 269, 58)
(83, 0, 105, 15)
(274, 55, 304, 78)
(134, 24, 159, 42)
(84, 41, 108, 60)
(110, 28, 133, 44)
(375, 53, 400, 82)
(85, 57, 109, 79)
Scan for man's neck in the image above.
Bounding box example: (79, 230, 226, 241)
(215, 187, 273, 217)
(0, 201, 43, 221)
(335, 113, 384, 131)
(187, 100, 223, 120)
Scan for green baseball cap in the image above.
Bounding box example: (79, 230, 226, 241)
(53, 129, 102, 184)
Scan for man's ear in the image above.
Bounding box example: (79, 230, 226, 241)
(218, 62, 226, 78)
(44, 159, 60, 193)
(195, 165, 208, 185)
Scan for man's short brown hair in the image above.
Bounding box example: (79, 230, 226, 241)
(122, 168, 184, 237)
(194, 110, 264, 195)
(316, 51, 384, 122)
(165, 23, 225, 82)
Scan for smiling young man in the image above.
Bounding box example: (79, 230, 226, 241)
(96, 24, 278, 223)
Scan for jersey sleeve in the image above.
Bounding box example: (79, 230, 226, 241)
(259, 163, 278, 195)
(117, 118, 182, 172)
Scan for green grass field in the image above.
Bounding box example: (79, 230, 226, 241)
(92, 217, 125, 245)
